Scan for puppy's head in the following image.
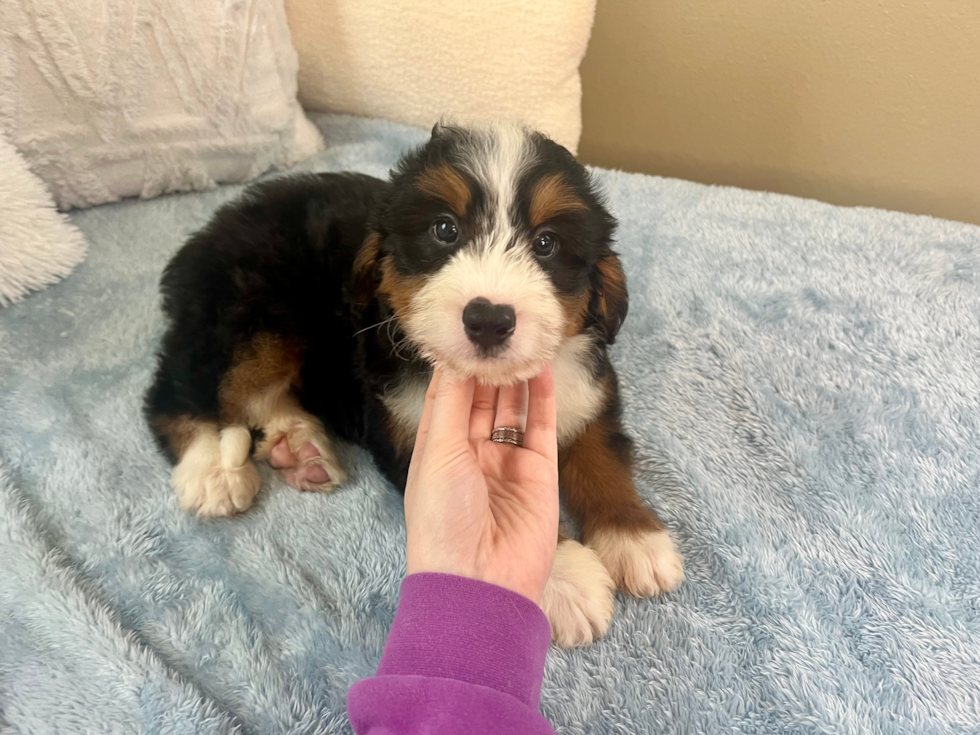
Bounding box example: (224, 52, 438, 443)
(361, 123, 625, 385)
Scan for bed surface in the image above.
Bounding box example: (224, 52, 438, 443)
(1, 113, 978, 734)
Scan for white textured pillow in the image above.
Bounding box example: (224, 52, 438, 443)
(0, 0, 323, 210)
(0, 134, 87, 307)
(285, 0, 596, 154)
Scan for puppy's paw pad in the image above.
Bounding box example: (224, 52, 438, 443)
(542, 540, 616, 648)
(590, 528, 685, 597)
(272, 431, 346, 492)
(282, 441, 341, 492)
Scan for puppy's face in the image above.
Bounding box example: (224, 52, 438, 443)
(367, 124, 625, 385)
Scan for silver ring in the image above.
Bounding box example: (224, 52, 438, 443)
(491, 426, 525, 448)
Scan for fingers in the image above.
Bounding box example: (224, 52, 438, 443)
(493, 381, 529, 434)
(414, 365, 553, 460)
(424, 368, 476, 448)
(469, 382, 499, 440)
(411, 368, 442, 457)
(524, 363, 557, 463)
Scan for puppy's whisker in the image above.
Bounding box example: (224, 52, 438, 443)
(393, 339, 414, 362)
(389, 325, 414, 362)
(384, 317, 401, 358)
(352, 317, 396, 337)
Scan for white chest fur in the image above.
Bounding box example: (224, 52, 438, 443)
(551, 334, 606, 446)
(382, 334, 605, 449)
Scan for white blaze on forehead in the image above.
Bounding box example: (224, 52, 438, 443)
(457, 123, 536, 252)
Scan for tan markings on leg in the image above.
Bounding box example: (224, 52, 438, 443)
(152, 414, 202, 459)
(559, 413, 684, 596)
(218, 332, 305, 425)
(169, 419, 260, 517)
(217, 332, 346, 492)
(528, 173, 587, 228)
(415, 164, 472, 217)
(541, 535, 616, 647)
(377, 256, 426, 322)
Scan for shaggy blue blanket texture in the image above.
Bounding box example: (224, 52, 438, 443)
(1, 114, 978, 735)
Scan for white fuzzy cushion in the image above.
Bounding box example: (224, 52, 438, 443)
(285, 0, 595, 154)
(0, 134, 86, 307)
(0, 0, 323, 210)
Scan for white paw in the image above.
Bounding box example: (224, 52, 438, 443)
(589, 528, 685, 597)
(172, 425, 260, 517)
(541, 539, 616, 647)
(262, 417, 347, 492)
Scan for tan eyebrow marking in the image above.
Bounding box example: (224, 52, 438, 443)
(529, 173, 587, 228)
(415, 164, 472, 217)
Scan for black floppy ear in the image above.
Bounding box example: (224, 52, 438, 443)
(589, 248, 629, 344)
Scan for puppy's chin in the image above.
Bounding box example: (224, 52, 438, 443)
(432, 351, 552, 387)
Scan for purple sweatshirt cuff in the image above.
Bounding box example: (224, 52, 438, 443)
(375, 573, 552, 707)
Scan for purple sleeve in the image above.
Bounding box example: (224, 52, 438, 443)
(347, 573, 556, 735)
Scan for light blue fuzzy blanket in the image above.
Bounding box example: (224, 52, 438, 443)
(2, 114, 979, 735)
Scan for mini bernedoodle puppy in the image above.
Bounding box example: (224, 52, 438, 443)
(145, 123, 684, 647)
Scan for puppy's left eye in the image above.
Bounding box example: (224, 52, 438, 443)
(532, 232, 559, 258)
(432, 217, 459, 244)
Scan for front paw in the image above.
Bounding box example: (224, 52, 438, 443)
(589, 528, 685, 597)
(541, 539, 616, 647)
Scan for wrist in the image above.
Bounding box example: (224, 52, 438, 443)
(378, 573, 552, 706)
(406, 556, 543, 606)
(478, 571, 543, 606)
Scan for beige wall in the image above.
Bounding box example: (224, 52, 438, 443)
(579, 1, 980, 225)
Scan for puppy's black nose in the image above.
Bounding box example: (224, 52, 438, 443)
(463, 298, 516, 349)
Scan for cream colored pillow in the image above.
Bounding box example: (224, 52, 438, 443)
(286, 0, 595, 154)
(0, 0, 322, 210)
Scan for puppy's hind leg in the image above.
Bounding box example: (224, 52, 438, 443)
(252, 399, 347, 492)
(221, 333, 347, 493)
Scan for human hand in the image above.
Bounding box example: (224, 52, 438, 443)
(404, 365, 560, 606)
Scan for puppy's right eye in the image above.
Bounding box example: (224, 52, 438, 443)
(432, 217, 459, 244)
(532, 232, 559, 258)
